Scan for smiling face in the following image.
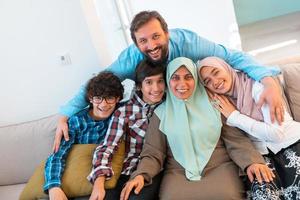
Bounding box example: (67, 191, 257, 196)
(169, 66, 195, 100)
(139, 73, 165, 105)
(134, 19, 169, 64)
(89, 96, 119, 120)
(199, 66, 232, 94)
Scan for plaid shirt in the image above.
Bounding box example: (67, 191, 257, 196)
(88, 92, 160, 183)
(43, 108, 110, 191)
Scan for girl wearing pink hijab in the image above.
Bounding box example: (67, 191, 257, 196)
(197, 57, 300, 200)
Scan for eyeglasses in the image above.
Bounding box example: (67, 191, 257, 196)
(91, 96, 117, 104)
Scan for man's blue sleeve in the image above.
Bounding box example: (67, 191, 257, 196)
(173, 29, 281, 81)
(200, 41, 280, 81)
(106, 44, 144, 80)
(59, 44, 143, 117)
(59, 84, 89, 117)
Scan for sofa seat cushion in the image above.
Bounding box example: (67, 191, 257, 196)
(20, 141, 125, 200)
(0, 183, 26, 200)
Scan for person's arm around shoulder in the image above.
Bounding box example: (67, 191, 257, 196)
(253, 81, 292, 128)
(258, 76, 284, 124)
(54, 44, 142, 150)
(54, 84, 89, 152)
(180, 28, 280, 80)
(53, 115, 69, 153)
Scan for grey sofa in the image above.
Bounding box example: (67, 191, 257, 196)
(0, 114, 59, 199)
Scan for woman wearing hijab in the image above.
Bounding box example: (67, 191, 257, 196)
(197, 56, 300, 199)
(119, 57, 272, 200)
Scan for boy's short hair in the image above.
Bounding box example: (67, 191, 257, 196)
(85, 71, 124, 101)
(135, 59, 166, 87)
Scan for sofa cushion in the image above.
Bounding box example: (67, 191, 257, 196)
(0, 114, 59, 185)
(0, 183, 26, 200)
(280, 63, 300, 122)
(20, 141, 125, 200)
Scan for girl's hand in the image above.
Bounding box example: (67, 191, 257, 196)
(211, 94, 236, 118)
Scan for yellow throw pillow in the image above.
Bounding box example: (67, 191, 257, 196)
(20, 141, 125, 200)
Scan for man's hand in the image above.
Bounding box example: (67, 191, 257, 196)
(246, 163, 275, 184)
(259, 77, 284, 124)
(49, 187, 68, 200)
(89, 176, 106, 200)
(120, 175, 144, 200)
(52, 116, 69, 153)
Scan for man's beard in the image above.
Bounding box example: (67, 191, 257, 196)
(144, 45, 169, 65)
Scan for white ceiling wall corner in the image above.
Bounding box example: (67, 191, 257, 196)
(80, 0, 113, 66)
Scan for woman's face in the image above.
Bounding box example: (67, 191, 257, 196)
(199, 66, 232, 94)
(169, 66, 195, 100)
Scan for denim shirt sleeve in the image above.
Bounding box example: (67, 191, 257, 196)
(43, 118, 77, 191)
(169, 28, 281, 81)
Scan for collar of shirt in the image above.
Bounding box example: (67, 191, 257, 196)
(132, 92, 164, 118)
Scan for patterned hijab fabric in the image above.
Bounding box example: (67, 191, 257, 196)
(155, 57, 222, 181)
(197, 57, 263, 121)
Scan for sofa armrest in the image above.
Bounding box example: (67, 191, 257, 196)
(0, 114, 59, 185)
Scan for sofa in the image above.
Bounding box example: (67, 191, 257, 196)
(0, 60, 299, 200)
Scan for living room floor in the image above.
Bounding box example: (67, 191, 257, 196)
(239, 11, 300, 64)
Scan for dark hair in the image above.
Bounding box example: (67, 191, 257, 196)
(135, 59, 166, 88)
(85, 71, 124, 102)
(130, 10, 168, 45)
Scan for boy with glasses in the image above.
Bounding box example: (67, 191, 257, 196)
(43, 71, 124, 200)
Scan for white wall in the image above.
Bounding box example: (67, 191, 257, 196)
(0, 0, 240, 126)
(127, 0, 240, 48)
(0, 0, 101, 126)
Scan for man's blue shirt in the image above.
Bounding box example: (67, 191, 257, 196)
(60, 28, 280, 117)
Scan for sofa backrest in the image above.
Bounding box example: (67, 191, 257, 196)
(279, 63, 300, 122)
(0, 114, 59, 185)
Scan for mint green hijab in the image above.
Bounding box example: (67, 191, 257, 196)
(155, 57, 222, 181)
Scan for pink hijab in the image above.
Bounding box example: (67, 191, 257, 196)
(197, 57, 263, 121)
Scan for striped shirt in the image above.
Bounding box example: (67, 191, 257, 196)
(43, 108, 110, 191)
(88, 92, 160, 183)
